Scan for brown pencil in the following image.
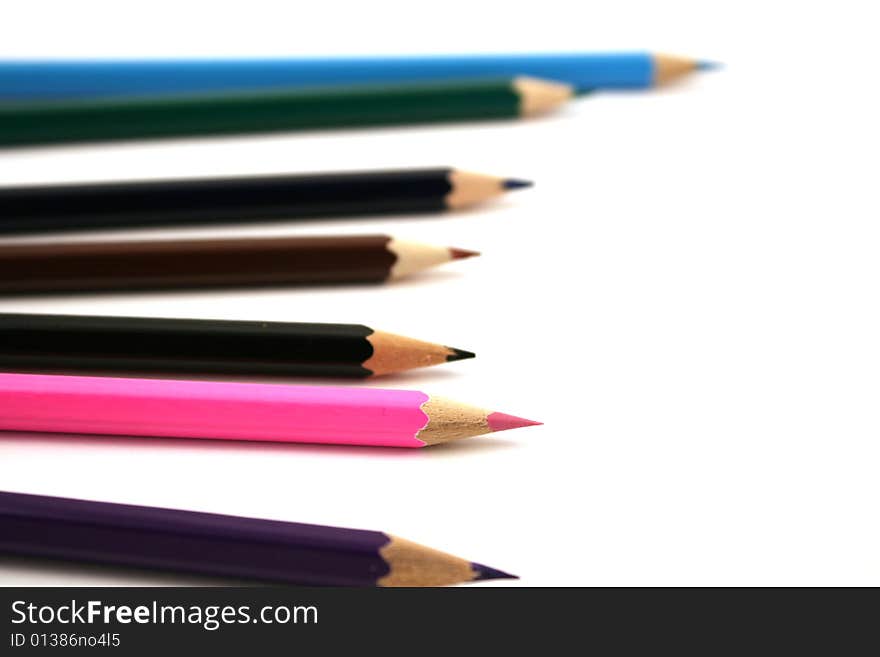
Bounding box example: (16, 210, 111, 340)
(0, 235, 478, 294)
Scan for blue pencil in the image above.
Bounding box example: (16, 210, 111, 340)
(0, 52, 717, 101)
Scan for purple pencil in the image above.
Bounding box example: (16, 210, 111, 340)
(0, 491, 515, 587)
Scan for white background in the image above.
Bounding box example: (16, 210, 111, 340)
(0, 0, 878, 586)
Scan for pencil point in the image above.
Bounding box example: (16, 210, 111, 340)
(503, 178, 533, 191)
(487, 412, 543, 433)
(574, 87, 596, 97)
(472, 563, 518, 582)
(697, 60, 722, 71)
(654, 54, 715, 85)
(446, 347, 476, 362)
(449, 247, 480, 260)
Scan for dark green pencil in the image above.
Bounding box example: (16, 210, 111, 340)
(0, 76, 579, 146)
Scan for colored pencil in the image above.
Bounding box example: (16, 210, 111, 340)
(0, 372, 541, 447)
(0, 77, 578, 147)
(0, 312, 475, 378)
(0, 491, 516, 586)
(0, 168, 532, 234)
(0, 53, 716, 100)
(0, 234, 478, 294)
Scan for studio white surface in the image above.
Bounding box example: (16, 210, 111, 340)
(0, 0, 878, 586)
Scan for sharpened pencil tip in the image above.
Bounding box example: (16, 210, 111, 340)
(487, 412, 543, 433)
(697, 60, 722, 71)
(446, 347, 476, 362)
(449, 247, 480, 260)
(472, 563, 518, 582)
(574, 87, 596, 97)
(503, 178, 534, 191)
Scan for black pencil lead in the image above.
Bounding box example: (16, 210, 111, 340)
(446, 347, 476, 363)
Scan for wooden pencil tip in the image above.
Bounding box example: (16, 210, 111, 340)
(654, 54, 715, 84)
(471, 563, 518, 582)
(513, 77, 575, 116)
(446, 347, 476, 363)
(503, 178, 534, 191)
(487, 412, 543, 433)
(449, 247, 481, 260)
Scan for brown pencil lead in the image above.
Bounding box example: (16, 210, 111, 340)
(449, 247, 480, 260)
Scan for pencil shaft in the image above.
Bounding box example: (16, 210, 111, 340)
(0, 491, 393, 586)
(0, 78, 523, 146)
(0, 372, 434, 448)
(0, 314, 378, 378)
(0, 169, 453, 233)
(0, 235, 397, 293)
(0, 52, 664, 99)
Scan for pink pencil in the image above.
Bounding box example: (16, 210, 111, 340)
(0, 372, 540, 448)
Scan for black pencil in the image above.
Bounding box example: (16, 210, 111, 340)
(0, 491, 516, 586)
(0, 168, 531, 234)
(0, 312, 475, 378)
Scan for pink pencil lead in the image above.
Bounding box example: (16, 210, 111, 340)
(487, 412, 543, 433)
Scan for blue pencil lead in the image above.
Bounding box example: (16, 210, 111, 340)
(697, 60, 723, 71)
(503, 178, 534, 191)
